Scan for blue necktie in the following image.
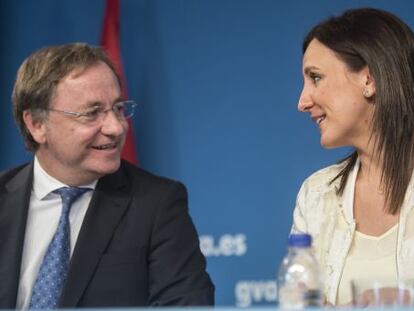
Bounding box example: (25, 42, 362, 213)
(29, 187, 91, 309)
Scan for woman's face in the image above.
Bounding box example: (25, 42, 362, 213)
(298, 39, 375, 150)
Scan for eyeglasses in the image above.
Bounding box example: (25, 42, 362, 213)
(48, 100, 137, 124)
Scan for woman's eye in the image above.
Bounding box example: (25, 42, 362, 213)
(309, 73, 322, 84)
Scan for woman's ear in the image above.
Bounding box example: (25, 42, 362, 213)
(361, 66, 376, 99)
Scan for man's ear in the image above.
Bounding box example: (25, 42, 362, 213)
(360, 66, 376, 99)
(23, 110, 47, 145)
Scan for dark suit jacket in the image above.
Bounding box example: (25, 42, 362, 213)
(0, 160, 214, 308)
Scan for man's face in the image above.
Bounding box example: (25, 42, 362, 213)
(28, 61, 128, 185)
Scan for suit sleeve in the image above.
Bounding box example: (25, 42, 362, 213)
(147, 181, 214, 306)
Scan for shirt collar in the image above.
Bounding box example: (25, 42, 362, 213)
(33, 156, 97, 200)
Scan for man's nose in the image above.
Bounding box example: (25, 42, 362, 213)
(101, 111, 127, 136)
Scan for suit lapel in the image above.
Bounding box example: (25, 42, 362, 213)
(59, 165, 131, 307)
(0, 164, 33, 308)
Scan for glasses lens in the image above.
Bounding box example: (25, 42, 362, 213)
(121, 101, 136, 119)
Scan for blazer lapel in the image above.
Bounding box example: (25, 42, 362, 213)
(59, 165, 131, 307)
(0, 164, 33, 308)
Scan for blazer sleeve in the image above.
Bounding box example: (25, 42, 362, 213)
(147, 181, 214, 306)
(291, 180, 309, 234)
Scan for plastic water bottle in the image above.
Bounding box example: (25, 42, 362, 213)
(277, 233, 323, 309)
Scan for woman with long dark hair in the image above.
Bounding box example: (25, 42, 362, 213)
(293, 8, 414, 306)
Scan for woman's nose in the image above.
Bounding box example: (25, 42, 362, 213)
(297, 88, 314, 112)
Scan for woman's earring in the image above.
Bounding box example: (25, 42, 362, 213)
(363, 88, 371, 98)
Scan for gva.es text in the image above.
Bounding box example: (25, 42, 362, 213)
(235, 280, 277, 307)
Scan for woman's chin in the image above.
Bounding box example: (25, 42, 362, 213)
(320, 136, 343, 149)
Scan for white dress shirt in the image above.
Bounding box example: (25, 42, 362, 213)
(16, 157, 97, 310)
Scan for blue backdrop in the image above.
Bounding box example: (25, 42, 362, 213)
(1, 0, 414, 307)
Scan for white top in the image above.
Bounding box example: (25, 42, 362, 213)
(336, 225, 398, 305)
(292, 157, 414, 305)
(336, 158, 398, 304)
(16, 157, 97, 310)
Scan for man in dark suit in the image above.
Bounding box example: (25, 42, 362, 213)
(0, 43, 214, 309)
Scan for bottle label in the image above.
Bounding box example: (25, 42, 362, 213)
(304, 289, 322, 307)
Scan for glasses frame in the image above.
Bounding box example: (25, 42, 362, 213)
(47, 100, 137, 123)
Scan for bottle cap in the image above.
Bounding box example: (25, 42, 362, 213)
(288, 233, 311, 247)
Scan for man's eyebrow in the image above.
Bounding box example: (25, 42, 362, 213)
(80, 101, 104, 109)
(114, 97, 125, 103)
(79, 97, 124, 109)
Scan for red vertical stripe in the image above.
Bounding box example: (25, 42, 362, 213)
(101, 0, 138, 165)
